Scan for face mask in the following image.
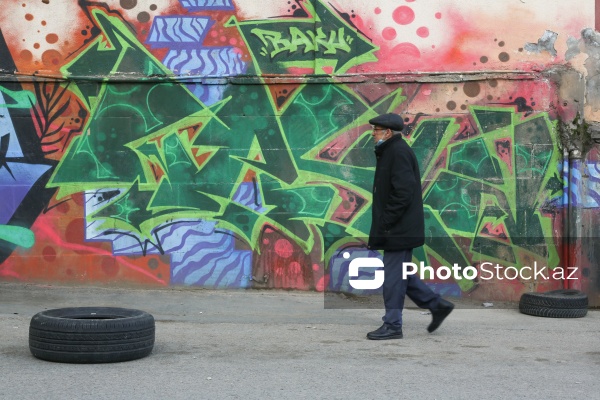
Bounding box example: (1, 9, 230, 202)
(376, 139, 385, 146)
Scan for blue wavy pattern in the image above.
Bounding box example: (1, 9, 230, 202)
(185, 84, 226, 106)
(158, 220, 217, 253)
(233, 182, 265, 212)
(570, 167, 582, 206)
(180, 0, 234, 11)
(145, 12, 247, 106)
(101, 219, 252, 288)
(170, 231, 252, 287)
(562, 158, 569, 207)
(163, 48, 247, 77)
(586, 162, 600, 206)
(570, 161, 600, 208)
(147, 17, 213, 47)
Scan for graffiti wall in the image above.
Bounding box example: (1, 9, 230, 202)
(0, 0, 598, 303)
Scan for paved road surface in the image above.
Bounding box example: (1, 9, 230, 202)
(0, 283, 598, 399)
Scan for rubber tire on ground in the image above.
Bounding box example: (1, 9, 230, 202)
(29, 307, 155, 363)
(520, 289, 588, 308)
(519, 289, 588, 318)
(518, 304, 588, 318)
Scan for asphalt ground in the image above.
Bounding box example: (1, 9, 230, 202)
(0, 282, 599, 400)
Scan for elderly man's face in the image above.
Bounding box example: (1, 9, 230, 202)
(371, 126, 389, 143)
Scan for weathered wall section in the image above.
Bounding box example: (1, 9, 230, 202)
(0, 0, 598, 305)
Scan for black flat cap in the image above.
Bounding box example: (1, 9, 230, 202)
(368, 113, 404, 131)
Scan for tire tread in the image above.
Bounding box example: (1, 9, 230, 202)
(29, 307, 155, 363)
(520, 290, 588, 309)
(519, 304, 588, 318)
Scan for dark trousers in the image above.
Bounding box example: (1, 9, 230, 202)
(382, 249, 440, 327)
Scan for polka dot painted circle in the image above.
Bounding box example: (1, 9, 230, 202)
(416, 27, 429, 38)
(382, 27, 397, 40)
(393, 6, 415, 25)
(274, 239, 294, 258)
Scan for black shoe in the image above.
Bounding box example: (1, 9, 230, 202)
(427, 299, 454, 333)
(367, 324, 403, 340)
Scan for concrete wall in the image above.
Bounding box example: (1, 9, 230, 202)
(0, 0, 598, 305)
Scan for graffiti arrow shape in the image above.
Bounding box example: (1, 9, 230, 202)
(226, 0, 377, 75)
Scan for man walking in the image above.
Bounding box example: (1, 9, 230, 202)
(366, 113, 454, 340)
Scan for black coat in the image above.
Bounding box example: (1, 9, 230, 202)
(368, 134, 425, 251)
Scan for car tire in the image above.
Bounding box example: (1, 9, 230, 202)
(518, 304, 588, 318)
(519, 289, 588, 318)
(29, 307, 155, 363)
